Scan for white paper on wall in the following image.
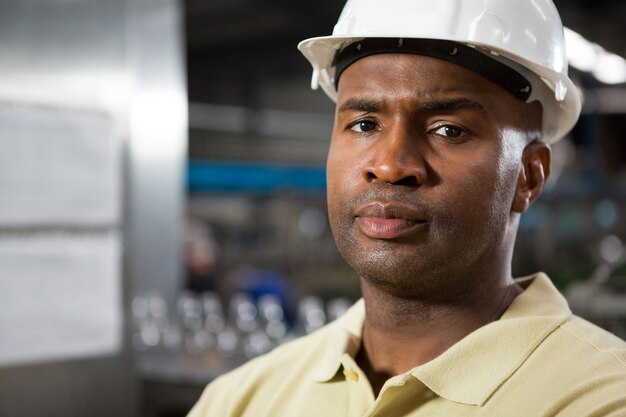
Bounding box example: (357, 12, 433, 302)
(0, 232, 122, 367)
(0, 103, 120, 227)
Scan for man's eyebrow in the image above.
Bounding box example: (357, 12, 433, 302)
(338, 96, 487, 117)
(337, 98, 387, 113)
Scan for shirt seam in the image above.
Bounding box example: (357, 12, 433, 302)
(560, 321, 626, 367)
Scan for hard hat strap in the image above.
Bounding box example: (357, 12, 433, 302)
(332, 38, 532, 102)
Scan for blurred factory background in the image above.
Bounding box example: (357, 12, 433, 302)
(0, 0, 624, 416)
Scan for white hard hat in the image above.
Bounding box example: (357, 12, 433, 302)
(298, 0, 582, 144)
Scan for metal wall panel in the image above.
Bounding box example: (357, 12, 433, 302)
(0, 0, 187, 415)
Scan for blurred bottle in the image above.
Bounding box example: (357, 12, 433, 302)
(203, 291, 225, 334)
(258, 294, 287, 343)
(298, 296, 326, 335)
(178, 291, 213, 355)
(217, 292, 257, 357)
(131, 292, 168, 351)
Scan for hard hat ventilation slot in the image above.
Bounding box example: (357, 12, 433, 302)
(332, 38, 532, 101)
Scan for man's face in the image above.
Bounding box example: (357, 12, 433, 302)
(327, 53, 537, 299)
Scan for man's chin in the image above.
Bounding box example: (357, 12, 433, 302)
(346, 255, 445, 296)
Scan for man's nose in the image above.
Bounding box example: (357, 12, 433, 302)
(360, 124, 427, 186)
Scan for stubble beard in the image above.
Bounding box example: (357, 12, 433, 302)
(331, 210, 478, 302)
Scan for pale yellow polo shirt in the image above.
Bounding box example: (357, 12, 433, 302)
(188, 273, 626, 417)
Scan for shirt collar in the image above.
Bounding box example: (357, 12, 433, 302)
(311, 299, 364, 382)
(311, 273, 572, 406)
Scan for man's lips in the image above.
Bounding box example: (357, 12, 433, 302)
(354, 202, 427, 239)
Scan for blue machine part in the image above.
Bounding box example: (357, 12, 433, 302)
(188, 160, 327, 194)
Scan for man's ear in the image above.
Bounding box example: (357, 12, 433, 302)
(511, 141, 551, 213)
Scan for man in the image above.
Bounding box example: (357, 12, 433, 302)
(188, 1, 626, 416)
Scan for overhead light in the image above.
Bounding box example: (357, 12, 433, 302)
(564, 27, 626, 85)
(564, 28, 600, 72)
(593, 53, 626, 85)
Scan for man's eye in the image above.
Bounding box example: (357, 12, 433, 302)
(349, 120, 377, 133)
(433, 125, 466, 139)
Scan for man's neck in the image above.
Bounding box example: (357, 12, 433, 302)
(356, 277, 522, 396)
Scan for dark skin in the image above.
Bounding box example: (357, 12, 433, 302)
(326, 53, 550, 396)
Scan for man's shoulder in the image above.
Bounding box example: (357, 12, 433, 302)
(558, 314, 626, 367)
(515, 273, 626, 370)
(515, 316, 626, 415)
(187, 323, 340, 417)
(521, 314, 626, 398)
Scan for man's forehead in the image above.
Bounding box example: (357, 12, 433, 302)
(335, 53, 505, 107)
